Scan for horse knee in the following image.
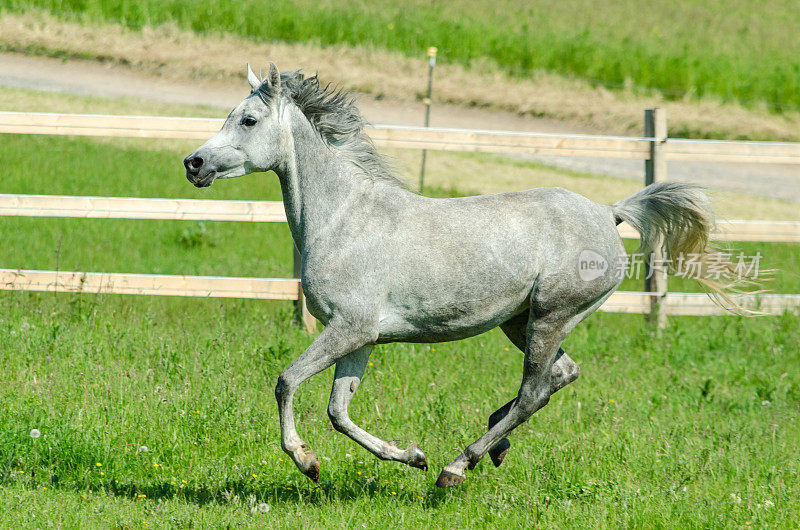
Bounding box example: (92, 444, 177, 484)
(327, 401, 348, 432)
(275, 372, 293, 403)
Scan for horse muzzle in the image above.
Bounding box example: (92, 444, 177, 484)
(184, 154, 217, 187)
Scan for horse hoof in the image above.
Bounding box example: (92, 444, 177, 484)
(301, 451, 320, 483)
(489, 438, 511, 468)
(405, 443, 428, 471)
(435, 470, 465, 488)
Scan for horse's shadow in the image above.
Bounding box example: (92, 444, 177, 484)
(78, 476, 455, 509)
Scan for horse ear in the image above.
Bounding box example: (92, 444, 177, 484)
(267, 62, 281, 90)
(246, 63, 260, 91)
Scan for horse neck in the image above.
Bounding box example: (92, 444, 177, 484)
(275, 109, 375, 252)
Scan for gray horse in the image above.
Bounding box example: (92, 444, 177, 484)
(184, 63, 733, 487)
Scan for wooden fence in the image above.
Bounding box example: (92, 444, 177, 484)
(1, 110, 799, 330)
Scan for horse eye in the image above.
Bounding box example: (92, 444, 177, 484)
(242, 117, 257, 127)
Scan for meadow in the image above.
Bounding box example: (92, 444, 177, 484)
(0, 93, 799, 526)
(4, 0, 800, 110)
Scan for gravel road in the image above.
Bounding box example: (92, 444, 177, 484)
(1, 52, 797, 203)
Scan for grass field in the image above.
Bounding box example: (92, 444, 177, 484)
(1, 291, 798, 527)
(4, 0, 800, 110)
(1, 126, 799, 527)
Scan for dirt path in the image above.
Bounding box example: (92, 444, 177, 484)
(2, 52, 798, 203)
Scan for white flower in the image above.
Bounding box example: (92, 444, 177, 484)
(138, 445, 149, 453)
(764, 500, 774, 508)
(258, 503, 270, 513)
(30, 429, 41, 439)
(730, 493, 742, 504)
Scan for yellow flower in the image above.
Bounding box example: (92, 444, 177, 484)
(387, 23, 395, 30)
(138, 494, 146, 498)
(609, 399, 615, 403)
(182, 480, 187, 484)
(357, 471, 362, 475)
(100, 472, 105, 476)
(18, 470, 24, 474)
(42, 486, 47, 490)
(252, 474, 258, 478)
(82, 494, 86, 499)
(153, 463, 159, 468)
(95, 463, 102, 467)
(391, 491, 397, 495)
(368, 363, 373, 367)
(194, 410, 200, 414)
(171, 481, 176, 485)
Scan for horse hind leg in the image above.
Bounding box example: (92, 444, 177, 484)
(484, 313, 581, 468)
(436, 314, 566, 487)
(551, 348, 581, 392)
(437, 285, 618, 487)
(327, 347, 428, 471)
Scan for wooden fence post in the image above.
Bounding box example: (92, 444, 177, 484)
(293, 246, 317, 333)
(644, 108, 668, 329)
(418, 46, 437, 193)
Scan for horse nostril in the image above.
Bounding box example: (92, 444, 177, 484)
(190, 156, 204, 169)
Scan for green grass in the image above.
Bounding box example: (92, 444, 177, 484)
(4, 0, 800, 109)
(0, 133, 798, 526)
(2, 294, 799, 527)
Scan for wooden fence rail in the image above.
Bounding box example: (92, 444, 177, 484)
(4, 111, 800, 163)
(0, 269, 299, 300)
(1, 110, 798, 326)
(3, 194, 798, 242)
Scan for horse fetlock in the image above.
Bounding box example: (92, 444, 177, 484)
(381, 440, 428, 470)
(464, 447, 482, 470)
(291, 447, 321, 483)
(403, 443, 428, 471)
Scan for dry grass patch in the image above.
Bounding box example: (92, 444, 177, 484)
(3, 12, 800, 141)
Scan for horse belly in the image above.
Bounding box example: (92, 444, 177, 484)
(376, 280, 532, 343)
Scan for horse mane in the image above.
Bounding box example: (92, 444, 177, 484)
(255, 71, 405, 188)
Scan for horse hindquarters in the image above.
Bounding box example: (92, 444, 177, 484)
(436, 236, 622, 486)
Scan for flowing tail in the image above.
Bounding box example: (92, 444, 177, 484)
(612, 182, 761, 313)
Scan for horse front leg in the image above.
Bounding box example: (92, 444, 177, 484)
(275, 321, 374, 482)
(327, 346, 428, 471)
